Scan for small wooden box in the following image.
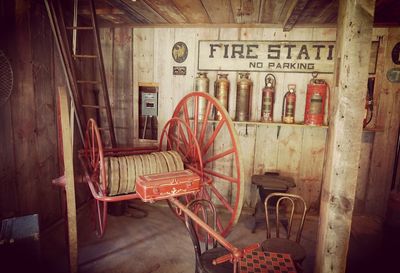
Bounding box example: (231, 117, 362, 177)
(136, 169, 200, 202)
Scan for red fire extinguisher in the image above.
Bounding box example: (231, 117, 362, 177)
(304, 75, 329, 126)
(261, 73, 276, 122)
(282, 84, 296, 124)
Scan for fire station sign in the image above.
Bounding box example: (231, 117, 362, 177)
(198, 40, 336, 73)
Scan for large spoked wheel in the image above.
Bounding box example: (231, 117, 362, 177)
(159, 117, 204, 217)
(172, 92, 244, 237)
(84, 118, 108, 238)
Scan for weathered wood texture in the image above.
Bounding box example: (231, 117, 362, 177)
(0, 0, 19, 219)
(104, 25, 395, 213)
(58, 86, 78, 273)
(315, 0, 375, 273)
(105, 27, 339, 212)
(101, 27, 135, 147)
(0, 0, 90, 228)
(85, 0, 399, 27)
(365, 27, 400, 216)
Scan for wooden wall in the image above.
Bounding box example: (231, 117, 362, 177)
(0, 1, 397, 228)
(0, 0, 92, 228)
(99, 26, 399, 215)
(0, 0, 62, 226)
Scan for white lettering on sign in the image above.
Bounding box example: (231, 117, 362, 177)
(198, 40, 336, 73)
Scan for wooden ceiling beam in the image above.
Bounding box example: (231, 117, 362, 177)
(283, 0, 310, 31)
(106, 0, 151, 24)
(79, 7, 124, 16)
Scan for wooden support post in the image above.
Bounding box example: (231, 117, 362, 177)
(315, 0, 375, 272)
(58, 86, 78, 273)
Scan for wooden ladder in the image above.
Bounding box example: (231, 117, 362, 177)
(45, 0, 117, 148)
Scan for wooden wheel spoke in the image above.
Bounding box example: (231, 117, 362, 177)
(202, 119, 225, 156)
(216, 217, 224, 233)
(203, 148, 235, 166)
(209, 184, 234, 213)
(182, 103, 190, 126)
(202, 187, 224, 233)
(178, 123, 189, 147)
(194, 96, 199, 138)
(203, 168, 239, 183)
(171, 92, 243, 237)
(198, 101, 212, 147)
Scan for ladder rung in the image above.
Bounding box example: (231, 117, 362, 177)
(66, 26, 94, 30)
(77, 80, 100, 84)
(82, 104, 106, 109)
(73, 54, 97, 59)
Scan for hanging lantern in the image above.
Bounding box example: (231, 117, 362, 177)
(261, 73, 276, 122)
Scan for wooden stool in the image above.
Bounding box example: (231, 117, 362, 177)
(251, 173, 296, 233)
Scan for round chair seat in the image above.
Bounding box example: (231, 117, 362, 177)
(252, 175, 295, 190)
(200, 247, 233, 273)
(261, 238, 306, 263)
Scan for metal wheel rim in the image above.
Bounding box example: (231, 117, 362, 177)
(159, 117, 204, 218)
(85, 119, 108, 238)
(172, 92, 244, 237)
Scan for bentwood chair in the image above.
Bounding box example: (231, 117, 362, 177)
(185, 199, 233, 273)
(261, 193, 308, 268)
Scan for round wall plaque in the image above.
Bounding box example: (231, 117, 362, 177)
(392, 42, 400, 65)
(172, 42, 188, 63)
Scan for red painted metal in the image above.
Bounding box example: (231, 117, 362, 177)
(172, 92, 244, 237)
(79, 92, 243, 238)
(136, 170, 201, 202)
(304, 78, 328, 126)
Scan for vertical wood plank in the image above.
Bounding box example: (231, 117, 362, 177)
(133, 28, 154, 141)
(366, 27, 400, 216)
(0, 1, 18, 219)
(112, 27, 134, 146)
(298, 128, 327, 212)
(154, 28, 174, 140)
(315, 1, 376, 272)
(10, 0, 40, 216)
(100, 27, 114, 147)
(31, 1, 61, 226)
(58, 86, 78, 273)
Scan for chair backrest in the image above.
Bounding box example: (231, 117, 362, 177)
(264, 193, 307, 243)
(184, 199, 218, 260)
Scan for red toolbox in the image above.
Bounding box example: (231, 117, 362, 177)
(136, 169, 201, 202)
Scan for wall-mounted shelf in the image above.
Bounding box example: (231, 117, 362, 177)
(192, 119, 383, 132)
(204, 119, 329, 129)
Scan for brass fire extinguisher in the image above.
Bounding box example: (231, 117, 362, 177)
(261, 73, 276, 122)
(304, 75, 329, 126)
(214, 73, 230, 120)
(236, 72, 253, 121)
(195, 72, 209, 120)
(282, 84, 296, 124)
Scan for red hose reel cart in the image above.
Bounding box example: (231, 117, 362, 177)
(78, 92, 245, 238)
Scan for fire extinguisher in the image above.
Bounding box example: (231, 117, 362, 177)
(261, 73, 276, 122)
(304, 75, 329, 126)
(282, 84, 296, 124)
(363, 77, 375, 128)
